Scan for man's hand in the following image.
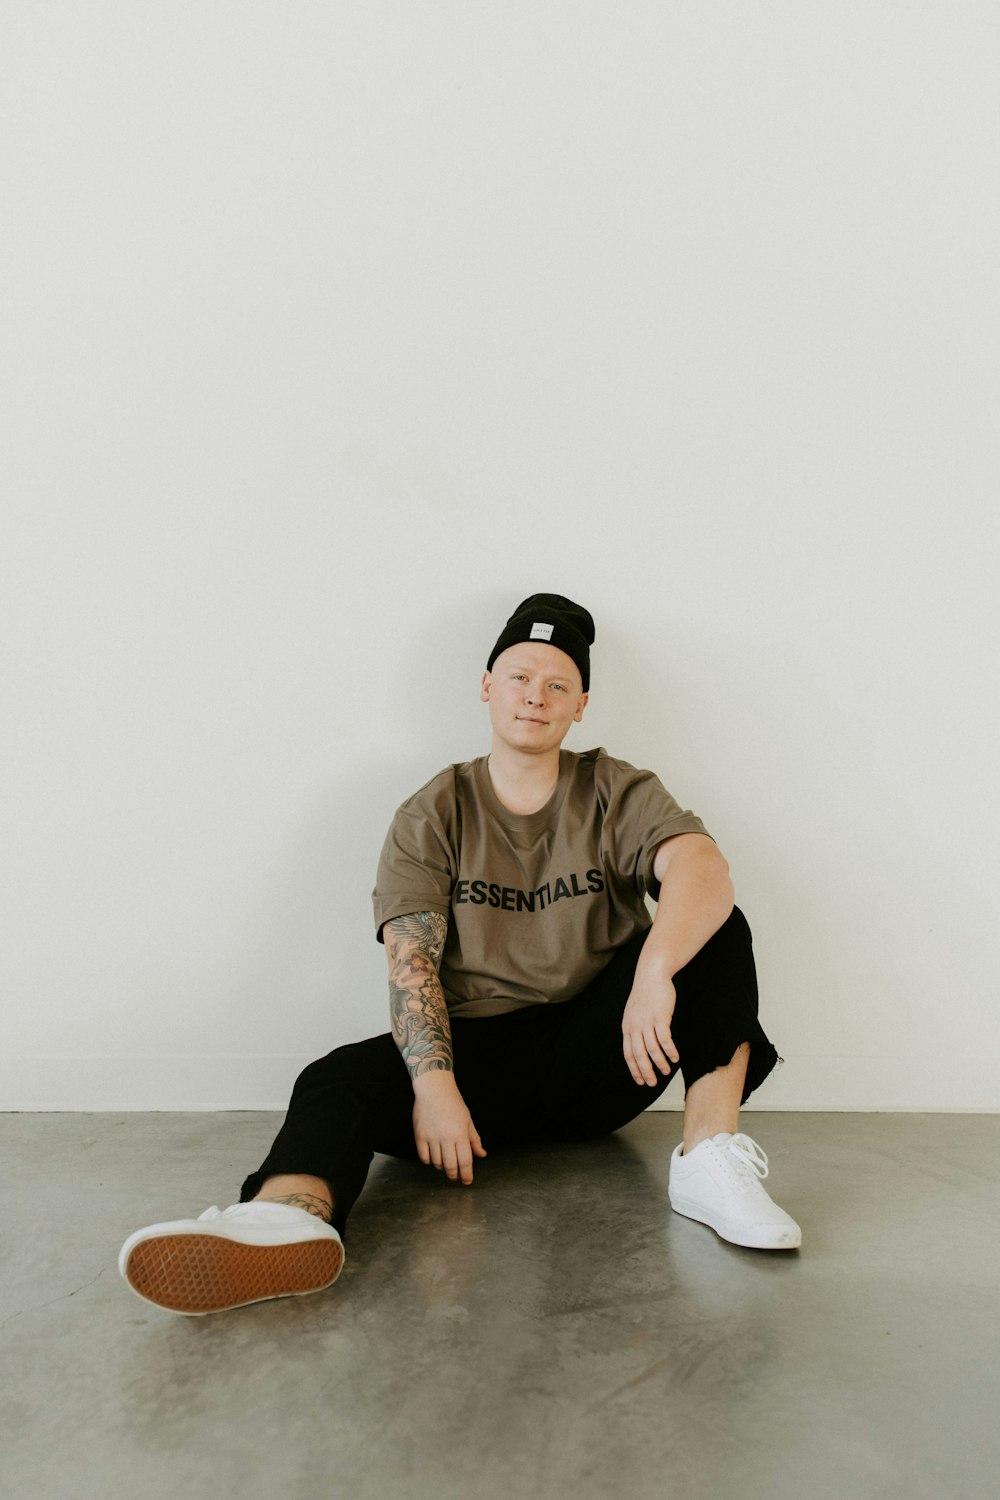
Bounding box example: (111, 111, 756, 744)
(621, 832, 734, 1086)
(621, 965, 680, 1087)
(412, 1072, 487, 1184)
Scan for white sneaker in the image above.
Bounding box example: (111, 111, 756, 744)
(668, 1132, 802, 1250)
(118, 1202, 345, 1315)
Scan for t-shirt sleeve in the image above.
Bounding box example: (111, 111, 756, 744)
(597, 756, 712, 902)
(371, 773, 458, 943)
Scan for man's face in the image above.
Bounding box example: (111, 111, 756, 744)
(480, 642, 588, 755)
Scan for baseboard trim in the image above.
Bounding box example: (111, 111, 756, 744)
(1, 1054, 996, 1112)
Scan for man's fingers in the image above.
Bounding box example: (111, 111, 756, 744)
(622, 1039, 640, 1085)
(622, 1038, 645, 1086)
(456, 1144, 474, 1184)
(644, 1046, 670, 1078)
(645, 1030, 676, 1075)
(654, 1021, 680, 1065)
(416, 1122, 486, 1180)
(623, 1034, 657, 1087)
(625, 1025, 678, 1086)
(639, 1049, 659, 1085)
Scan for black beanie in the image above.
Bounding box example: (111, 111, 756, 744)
(486, 593, 595, 691)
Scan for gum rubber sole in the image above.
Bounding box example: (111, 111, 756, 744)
(124, 1233, 345, 1314)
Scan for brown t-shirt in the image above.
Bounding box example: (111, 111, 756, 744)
(372, 747, 711, 1018)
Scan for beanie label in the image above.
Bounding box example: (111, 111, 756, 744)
(529, 622, 554, 641)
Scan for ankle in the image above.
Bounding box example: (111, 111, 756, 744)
(255, 1174, 334, 1223)
(682, 1123, 736, 1156)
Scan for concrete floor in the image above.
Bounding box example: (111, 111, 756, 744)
(1, 1112, 998, 1500)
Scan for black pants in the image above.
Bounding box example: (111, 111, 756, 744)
(240, 906, 778, 1240)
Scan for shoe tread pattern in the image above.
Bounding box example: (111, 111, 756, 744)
(125, 1233, 344, 1313)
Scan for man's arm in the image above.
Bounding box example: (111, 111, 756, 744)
(645, 832, 735, 976)
(383, 911, 487, 1184)
(384, 910, 453, 1081)
(622, 833, 735, 1086)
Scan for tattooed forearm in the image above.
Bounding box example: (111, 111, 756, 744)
(384, 911, 453, 1082)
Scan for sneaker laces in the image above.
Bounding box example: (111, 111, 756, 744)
(725, 1133, 769, 1181)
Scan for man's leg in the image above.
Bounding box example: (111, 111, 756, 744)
(536, 910, 800, 1248)
(531, 911, 774, 1136)
(118, 1033, 419, 1315)
(666, 911, 800, 1246)
(681, 1040, 750, 1153)
(238, 1033, 419, 1239)
(252, 1174, 336, 1220)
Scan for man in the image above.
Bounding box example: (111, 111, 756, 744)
(119, 593, 800, 1316)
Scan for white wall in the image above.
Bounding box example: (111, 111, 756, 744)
(3, 2, 997, 1111)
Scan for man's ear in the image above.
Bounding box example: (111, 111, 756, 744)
(480, 671, 492, 703)
(573, 692, 589, 723)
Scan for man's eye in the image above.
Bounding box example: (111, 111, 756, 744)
(552, 683, 566, 692)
